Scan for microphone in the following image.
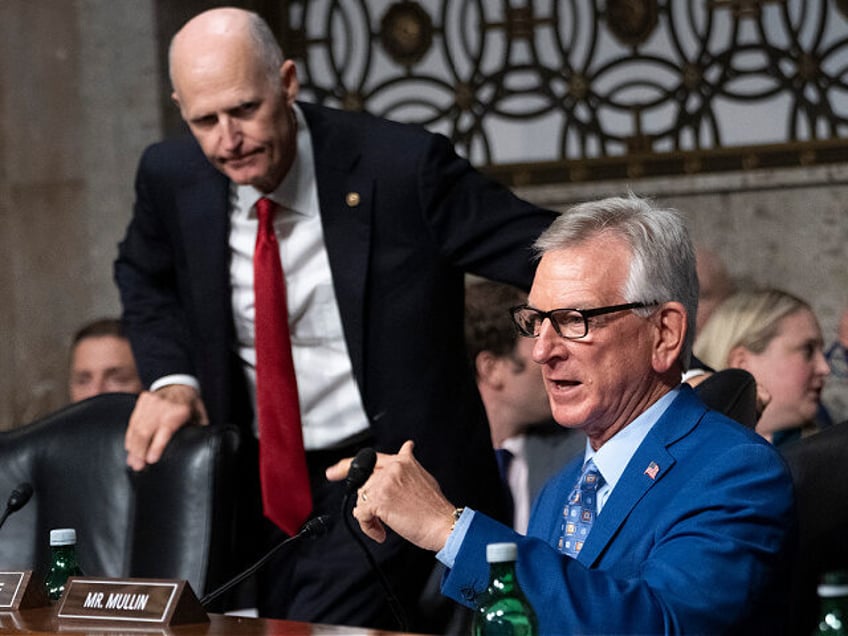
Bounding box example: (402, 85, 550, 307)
(340, 448, 409, 632)
(345, 447, 377, 494)
(199, 514, 332, 608)
(0, 482, 34, 531)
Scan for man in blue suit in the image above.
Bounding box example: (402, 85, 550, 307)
(340, 194, 796, 634)
(113, 7, 555, 631)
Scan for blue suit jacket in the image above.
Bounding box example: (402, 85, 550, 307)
(114, 102, 557, 515)
(442, 387, 796, 635)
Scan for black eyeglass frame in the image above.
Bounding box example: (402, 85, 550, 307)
(509, 301, 657, 339)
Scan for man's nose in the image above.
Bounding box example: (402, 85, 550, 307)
(815, 349, 831, 377)
(532, 319, 565, 364)
(220, 116, 242, 150)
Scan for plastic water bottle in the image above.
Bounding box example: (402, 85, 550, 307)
(44, 528, 84, 601)
(816, 571, 848, 635)
(472, 542, 538, 636)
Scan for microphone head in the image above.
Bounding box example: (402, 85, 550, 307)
(7, 482, 33, 512)
(301, 514, 333, 539)
(345, 447, 377, 493)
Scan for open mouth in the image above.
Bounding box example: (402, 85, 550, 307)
(547, 378, 580, 391)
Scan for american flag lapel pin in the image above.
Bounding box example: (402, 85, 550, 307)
(644, 461, 660, 480)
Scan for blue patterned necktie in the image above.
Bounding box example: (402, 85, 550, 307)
(559, 458, 605, 557)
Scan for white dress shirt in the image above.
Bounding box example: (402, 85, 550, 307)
(155, 105, 370, 450)
(500, 435, 530, 534)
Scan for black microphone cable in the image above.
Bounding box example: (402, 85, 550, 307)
(199, 514, 332, 608)
(341, 448, 409, 633)
(0, 482, 33, 531)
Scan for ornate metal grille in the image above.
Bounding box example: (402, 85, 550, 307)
(278, 0, 848, 184)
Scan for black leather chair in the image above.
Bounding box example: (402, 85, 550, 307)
(0, 393, 241, 604)
(693, 368, 759, 429)
(781, 421, 848, 635)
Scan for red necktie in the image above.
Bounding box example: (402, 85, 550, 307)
(253, 197, 312, 535)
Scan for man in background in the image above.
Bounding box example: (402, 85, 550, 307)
(695, 245, 736, 335)
(68, 318, 142, 402)
(465, 279, 583, 532)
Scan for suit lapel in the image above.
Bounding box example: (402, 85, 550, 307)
(301, 103, 372, 390)
(578, 388, 706, 566)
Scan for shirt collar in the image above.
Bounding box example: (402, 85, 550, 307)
(500, 434, 526, 460)
(585, 385, 681, 491)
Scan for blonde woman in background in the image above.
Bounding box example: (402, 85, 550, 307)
(694, 288, 831, 446)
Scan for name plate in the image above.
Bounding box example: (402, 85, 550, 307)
(57, 577, 208, 626)
(0, 571, 47, 610)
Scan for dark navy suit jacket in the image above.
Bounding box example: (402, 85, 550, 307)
(442, 386, 796, 635)
(114, 101, 557, 517)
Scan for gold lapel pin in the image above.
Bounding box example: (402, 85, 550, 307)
(346, 192, 361, 207)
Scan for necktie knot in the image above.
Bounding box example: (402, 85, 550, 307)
(256, 197, 277, 234)
(577, 459, 604, 493)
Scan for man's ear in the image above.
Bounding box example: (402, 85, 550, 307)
(171, 90, 183, 115)
(279, 59, 300, 105)
(475, 351, 505, 389)
(652, 302, 686, 374)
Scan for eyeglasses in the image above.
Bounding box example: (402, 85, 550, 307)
(509, 302, 656, 339)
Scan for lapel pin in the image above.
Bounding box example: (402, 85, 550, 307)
(644, 461, 660, 480)
(345, 192, 361, 207)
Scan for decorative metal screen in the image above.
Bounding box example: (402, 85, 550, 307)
(279, 0, 848, 184)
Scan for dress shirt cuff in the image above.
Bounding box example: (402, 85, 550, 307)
(149, 374, 201, 392)
(436, 507, 475, 569)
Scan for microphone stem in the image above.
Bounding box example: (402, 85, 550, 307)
(200, 530, 299, 607)
(200, 515, 330, 608)
(341, 492, 409, 633)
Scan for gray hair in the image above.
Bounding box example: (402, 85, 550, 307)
(244, 11, 285, 83)
(534, 192, 698, 370)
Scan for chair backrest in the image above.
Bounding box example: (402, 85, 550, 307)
(693, 368, 759, 429)
(0, 393, 240, 600)
(780, 421, 848, 634)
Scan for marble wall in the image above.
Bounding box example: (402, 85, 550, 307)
(0, 0, 161, 427)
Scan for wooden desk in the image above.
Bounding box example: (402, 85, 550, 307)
(0, 607, 417, 635)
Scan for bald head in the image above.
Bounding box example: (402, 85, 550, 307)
(169, 8, 283, 98)
(167, 8, 298, 193)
